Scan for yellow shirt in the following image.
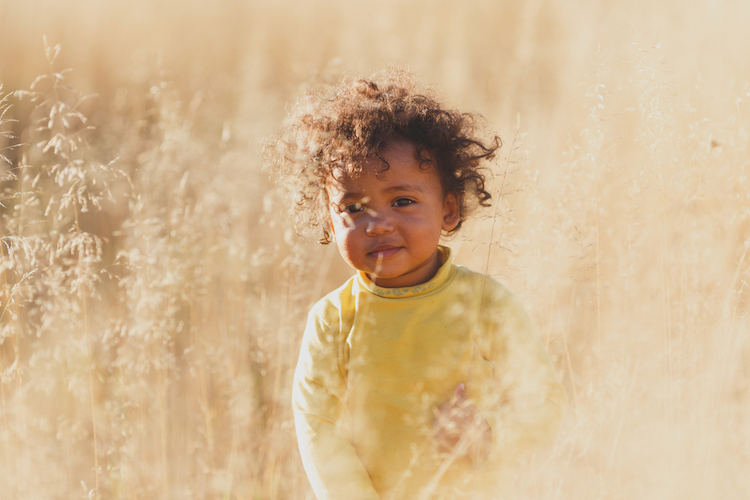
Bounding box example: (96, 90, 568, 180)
(293, 247, 566, 500)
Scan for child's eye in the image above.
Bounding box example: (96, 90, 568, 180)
(341, 203, 364, 214)
(393, 198, 414, 207)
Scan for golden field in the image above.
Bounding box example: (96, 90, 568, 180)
(1, 0, 749, 498)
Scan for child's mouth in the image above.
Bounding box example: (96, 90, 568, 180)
(367, 246, 401, 260)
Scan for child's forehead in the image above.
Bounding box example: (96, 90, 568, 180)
(325, 142, 440, 196)
(329, 140, 428, 179)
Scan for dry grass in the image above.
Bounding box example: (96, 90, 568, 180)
(1, 0, 749, 499)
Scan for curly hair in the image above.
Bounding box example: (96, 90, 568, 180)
(264, 67, 500, 244)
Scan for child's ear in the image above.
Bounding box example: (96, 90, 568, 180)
(441, 193, 460, 232)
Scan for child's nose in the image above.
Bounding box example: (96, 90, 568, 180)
(364, 211, 394, 236)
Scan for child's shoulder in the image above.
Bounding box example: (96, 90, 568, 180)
(452, 264, 518, 303)
(307, 274, 358, 322)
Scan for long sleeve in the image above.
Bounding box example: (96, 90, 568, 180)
(292, 254, 565, 499)
(293, 303, 381, 500)
(471, 284, 567, 470)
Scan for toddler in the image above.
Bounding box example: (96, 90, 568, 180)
(266, 68, 566, 500)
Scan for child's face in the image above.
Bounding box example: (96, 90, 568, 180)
(326, 140, 460, 288)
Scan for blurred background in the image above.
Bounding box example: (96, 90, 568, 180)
(1, 0, 748, 498)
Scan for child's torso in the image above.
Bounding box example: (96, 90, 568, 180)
(338, 268, 495, 498)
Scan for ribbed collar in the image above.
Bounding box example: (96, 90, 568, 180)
(356, 246, 454, 299)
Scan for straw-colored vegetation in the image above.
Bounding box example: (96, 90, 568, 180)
(1, 0, 748, 498)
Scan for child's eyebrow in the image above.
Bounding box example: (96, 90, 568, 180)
(336, 191, 365, 202)
(332, 184, 424, 203)
(383, 184, 425, 194)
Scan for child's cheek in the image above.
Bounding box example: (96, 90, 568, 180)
(334, 229, 364, 269)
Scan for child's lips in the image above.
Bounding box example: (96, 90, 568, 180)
(367, 245, 401, 259)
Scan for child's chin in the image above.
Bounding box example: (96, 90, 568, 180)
(364, 265, 403, 280)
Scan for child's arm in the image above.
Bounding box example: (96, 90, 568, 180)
(293, 306, 381, 500)
(433, 383, 493, 463)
